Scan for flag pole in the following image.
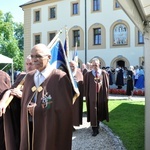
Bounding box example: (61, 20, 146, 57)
(59, 40, 80, 104)
(65, 26, 70, 61)
(72, 41, 78, 64)
(75, 41, 77, 52)
(75, 41, 78, 63)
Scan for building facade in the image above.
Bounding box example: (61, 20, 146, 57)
(20, 0, 144, 69)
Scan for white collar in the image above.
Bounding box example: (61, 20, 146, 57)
(35, 64, 53, 79)
(34, 64, 54, 88)
(92, 69, 102, 76)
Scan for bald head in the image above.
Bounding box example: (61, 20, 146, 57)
(91, 58, 100, 71)
(31, 44, 50, 56)
(31, 44, 51, 72)
(70, 60, 78, 67)
(69, 60, 78, 73)
(26, 55, 32, 62)
(25, 55, 35, 72)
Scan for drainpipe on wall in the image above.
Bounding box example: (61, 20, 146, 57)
(85, 0, 87, 64)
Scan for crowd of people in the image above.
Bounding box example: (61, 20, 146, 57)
(98, 65, 145, 89)
(82, 63, 145, 89)
(0, 42, 144, 150)
(101, 65, 144, 99)
(0, 44, 109, 150)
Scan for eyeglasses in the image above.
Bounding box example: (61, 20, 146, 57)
(31, 54, 48, 59)
(70, 66, 75, 68)
(92, 65, 98, 67)
(26, 63, 32, 65)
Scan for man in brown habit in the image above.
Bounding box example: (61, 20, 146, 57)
(20, 43, 73, 150)
(84, 58, 109, 136)
(0, 70, 11, 150)
(0, 55, 35, 150)
(69, 60, 84, 130)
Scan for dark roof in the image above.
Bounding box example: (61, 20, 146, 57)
(20, 0, 43, 7)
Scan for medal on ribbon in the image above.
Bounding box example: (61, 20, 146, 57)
(41, 93, 52, 109)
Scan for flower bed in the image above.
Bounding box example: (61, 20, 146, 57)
(109, 88, 145, 96)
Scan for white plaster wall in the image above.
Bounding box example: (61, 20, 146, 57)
(30, 0, 143, 67)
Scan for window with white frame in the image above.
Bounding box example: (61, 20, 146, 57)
(113, 24, 128, 45)
(94, 28, 101, 45)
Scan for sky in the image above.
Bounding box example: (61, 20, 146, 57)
(0, 0, 29, 23)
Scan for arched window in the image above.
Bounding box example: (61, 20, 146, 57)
(69, 26, 84, 50)
(88, 23, 106, 49)
(113, 24, 128, 45)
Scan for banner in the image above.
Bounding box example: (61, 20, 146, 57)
(49, 38, 80, 104)
(72, 42, 78, 64)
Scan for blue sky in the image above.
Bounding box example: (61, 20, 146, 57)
(0, 0, 29, 23)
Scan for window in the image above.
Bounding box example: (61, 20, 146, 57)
(34, 35, 40, 44)
(35, 11, 40, 22)
(138, 31, 144, 44)
(93, 0, 100, 11)
(89, 24, 106, 49)
(94, 28, 101, 45)
(73, 30, 80, 47)
(69, 26, 84, 50)
(113, 0, 121, 10)
(49, 33, 56, 42)
(50, 7, 56, 19)
(73, 3, 78, 15)
(113, 24, 128, 45)
(115, 1, 120, 8)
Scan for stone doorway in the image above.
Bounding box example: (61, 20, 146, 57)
(116, 60, 125, 68)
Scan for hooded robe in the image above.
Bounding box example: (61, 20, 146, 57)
(3, 72, 26, 150)
(20, 69, 73, 150)
(72, 69, 83, 126)
(0, 70, 11, 150)
(84, 70, 109, 126)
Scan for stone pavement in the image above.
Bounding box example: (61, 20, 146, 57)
(109, 94, 145, 101)
(72, 94, 145, 150)
(72, 116, 126, 150)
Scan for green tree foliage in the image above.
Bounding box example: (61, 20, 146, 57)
(0, 11, 23, 71)
(14, 22, 24, 50)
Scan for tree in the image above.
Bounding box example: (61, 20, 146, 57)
(14, 22, 24, 50)
(0, 11, 23, 71)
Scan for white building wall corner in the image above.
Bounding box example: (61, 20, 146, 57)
(24, 0, 144, 69)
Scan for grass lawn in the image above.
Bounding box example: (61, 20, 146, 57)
(83, 99, 145, 150)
